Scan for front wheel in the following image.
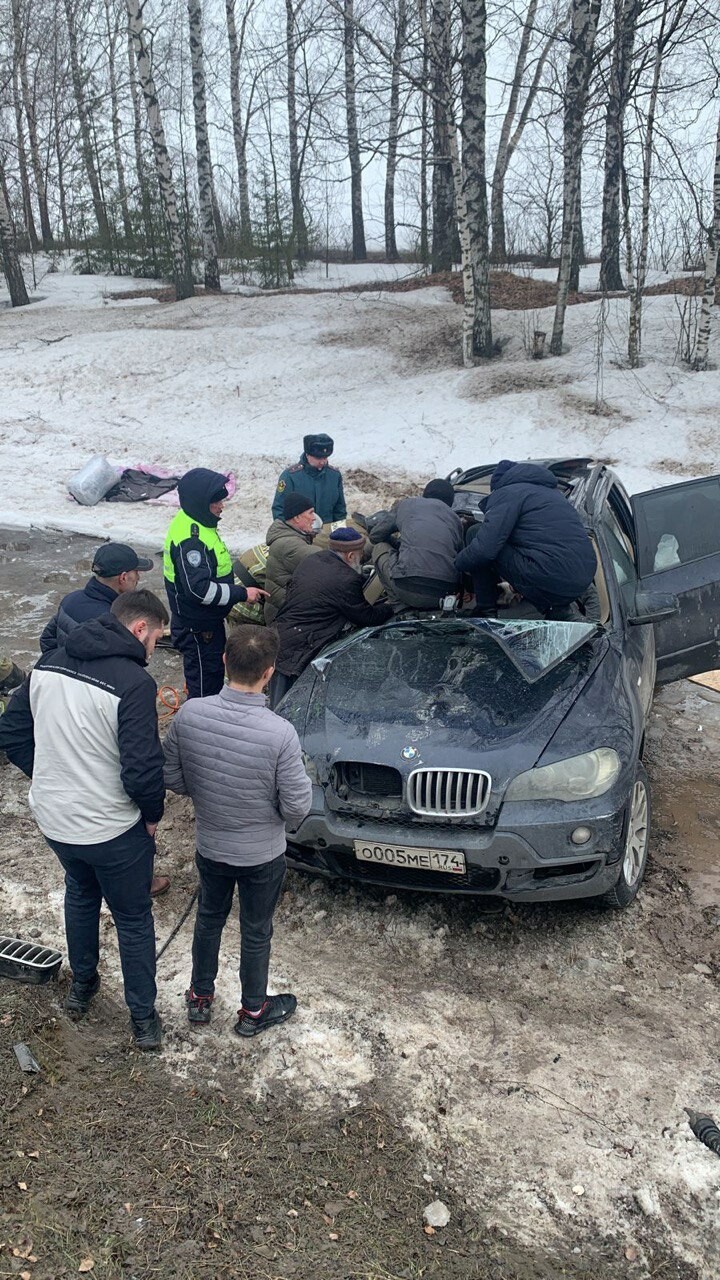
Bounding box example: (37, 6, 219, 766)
(599, 765, 650, 909)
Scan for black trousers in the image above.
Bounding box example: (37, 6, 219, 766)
(268, 670, 298, 710)
(191, 851, 286, 1011)
(47, 818, 156, 1021)
(171, 619, 225, 699)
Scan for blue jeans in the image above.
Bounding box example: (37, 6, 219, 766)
(47, 819, 156, 1021)
(191, 852, 286, 1011)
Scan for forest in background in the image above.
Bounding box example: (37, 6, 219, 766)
(0, 0, 719, 368)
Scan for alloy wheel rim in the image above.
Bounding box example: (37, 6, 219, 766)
(622, 781, 648, 886)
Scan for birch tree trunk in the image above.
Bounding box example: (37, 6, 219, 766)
(430, 0, 459, 272)
(0, 163, 30, 306)
(628, 2, 668, 366)
(63, 0, 111, 244)
(489, 0, 537, 264)
(384, 0, 408, 261)
(128, 30, 157, 264)
(599, 0, 641, 292)
(12, 62, 39, 252)
(12, 0, 52, 248)
(103, 0, 132, 241)
(188, 0, 221, 290)
(460, 0, 493, 358)
(126, 0, 195, 299)
(226, 0, 252, 244)
(550, 0, 601, 356)
(286, 0, 308, 260)
(344, 0, 367, 261)
(419, 0, 430, 264)
(692, 110, 720, 371)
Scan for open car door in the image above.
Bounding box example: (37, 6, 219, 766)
(632, 474, 720, 683)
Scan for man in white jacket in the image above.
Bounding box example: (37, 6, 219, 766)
(163, 625, 312, 1037)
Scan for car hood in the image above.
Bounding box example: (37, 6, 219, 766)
(296, 618, 609, 782)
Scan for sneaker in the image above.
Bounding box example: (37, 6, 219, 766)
(130, 1010, 163, 1051)
(233, 993, 297, 1038)
(185, 987, 213, 1026)
(64, 973, 101, 1020)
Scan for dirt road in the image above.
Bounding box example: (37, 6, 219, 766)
(1, 527, 718, 1279)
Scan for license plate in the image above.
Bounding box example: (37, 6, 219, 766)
(354, 841, 466, 875)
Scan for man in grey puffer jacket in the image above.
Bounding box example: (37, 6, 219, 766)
(163, 625, 312, 1037)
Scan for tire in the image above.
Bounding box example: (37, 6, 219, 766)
(599, 764, 651, 909)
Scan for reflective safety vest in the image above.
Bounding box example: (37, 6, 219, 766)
(163, 510, 233, 583)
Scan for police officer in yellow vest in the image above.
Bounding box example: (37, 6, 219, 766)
(164, 469, 267, 698)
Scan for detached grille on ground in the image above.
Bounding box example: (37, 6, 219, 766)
(407, 767, 491, 818)
(0, 936, 62, 984)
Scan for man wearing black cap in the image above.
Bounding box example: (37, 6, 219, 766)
(272, 434, 346, 526)
(264, 492, 323, 625)
(270, 527, 393, 707)
(369, 480, 464, 609)
(39, 542, 154, 655)
(164, 467, 267, 699)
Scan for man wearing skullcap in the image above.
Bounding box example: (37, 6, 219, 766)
(272, 434, 346, 525)
(269, 527, 393, 707)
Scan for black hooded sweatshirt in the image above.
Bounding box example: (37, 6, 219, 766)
(0, 615, 165, 843)
(164, 467, 248, 628)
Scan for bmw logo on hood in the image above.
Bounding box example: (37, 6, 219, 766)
(401, 746, 419, 761)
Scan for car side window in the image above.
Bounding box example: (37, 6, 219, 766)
(601, 509, 638, 612)
(633, 475, 720, 573)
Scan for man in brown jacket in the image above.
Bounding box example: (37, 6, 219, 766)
(264, 492, 322, 624)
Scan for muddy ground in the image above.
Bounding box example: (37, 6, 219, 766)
(1, 527, 719, 1280)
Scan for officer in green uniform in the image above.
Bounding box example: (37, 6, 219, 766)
(272, 434, 346, 525)
(164, 468, 267, 698)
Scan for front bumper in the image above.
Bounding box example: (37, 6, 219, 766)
(286, 793, 628, 900)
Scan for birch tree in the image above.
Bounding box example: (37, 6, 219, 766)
(63, 0, 111, 243)
(188, 0, 221, 290)
(598, 0, 641, 292)
(384, 0, 408, 261)
(12, 0, 53, 248)
(0, 166, 30, 306)
(460, 0, 493, 357)
(549, 0, 601, 356)
(11, 57, 40, 251)
(692, 109, 720, 372)
(344, 0, 367, 260)
(126, 0, 195, 299)
(226, 0, 254, 244)
(102, 0, 133, 242)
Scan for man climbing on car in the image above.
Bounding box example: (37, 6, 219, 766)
(455, 460, 597, 619)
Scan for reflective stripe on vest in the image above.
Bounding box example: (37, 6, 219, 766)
(163, 510, 234, 583)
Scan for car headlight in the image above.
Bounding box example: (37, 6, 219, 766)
(302, 751, 319, 783)
(504, 748, 621, 802)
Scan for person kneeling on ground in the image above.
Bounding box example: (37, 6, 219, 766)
(270, 527, 394, 708)
(454, 460, 597, 618)
(163, 625, 312, 1037)
(0, 590, 169, 1051)
(369, 479, 463, 609)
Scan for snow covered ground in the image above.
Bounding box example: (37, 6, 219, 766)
(0, 259, 718, 552)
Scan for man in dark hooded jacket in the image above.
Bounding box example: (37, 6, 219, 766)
(164, 468, 267, 698)
(455, 460, 597, 617)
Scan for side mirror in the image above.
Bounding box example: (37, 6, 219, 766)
(628, 590, 679, 625)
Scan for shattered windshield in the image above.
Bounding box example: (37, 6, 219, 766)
(313, 617, 599, 685)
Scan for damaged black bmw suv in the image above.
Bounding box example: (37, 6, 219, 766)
(278, 459, 720, 907)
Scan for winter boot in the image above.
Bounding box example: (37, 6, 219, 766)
(130, 1010, 163, 1051)
(64, 974, 101, 1020)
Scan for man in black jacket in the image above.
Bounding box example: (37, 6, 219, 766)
(164, 468, 267, 698)
(271, 528, 393, 707)
(455, 460, 597, 617)
(39, 542, 153, 654)
(370, 479, 463, 608)
(0, 590, 169, 1051)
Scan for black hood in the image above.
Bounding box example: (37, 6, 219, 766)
(64, 614, 148, 666)
(491, 461, 557, 491)
(178, 467, 228, 527)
